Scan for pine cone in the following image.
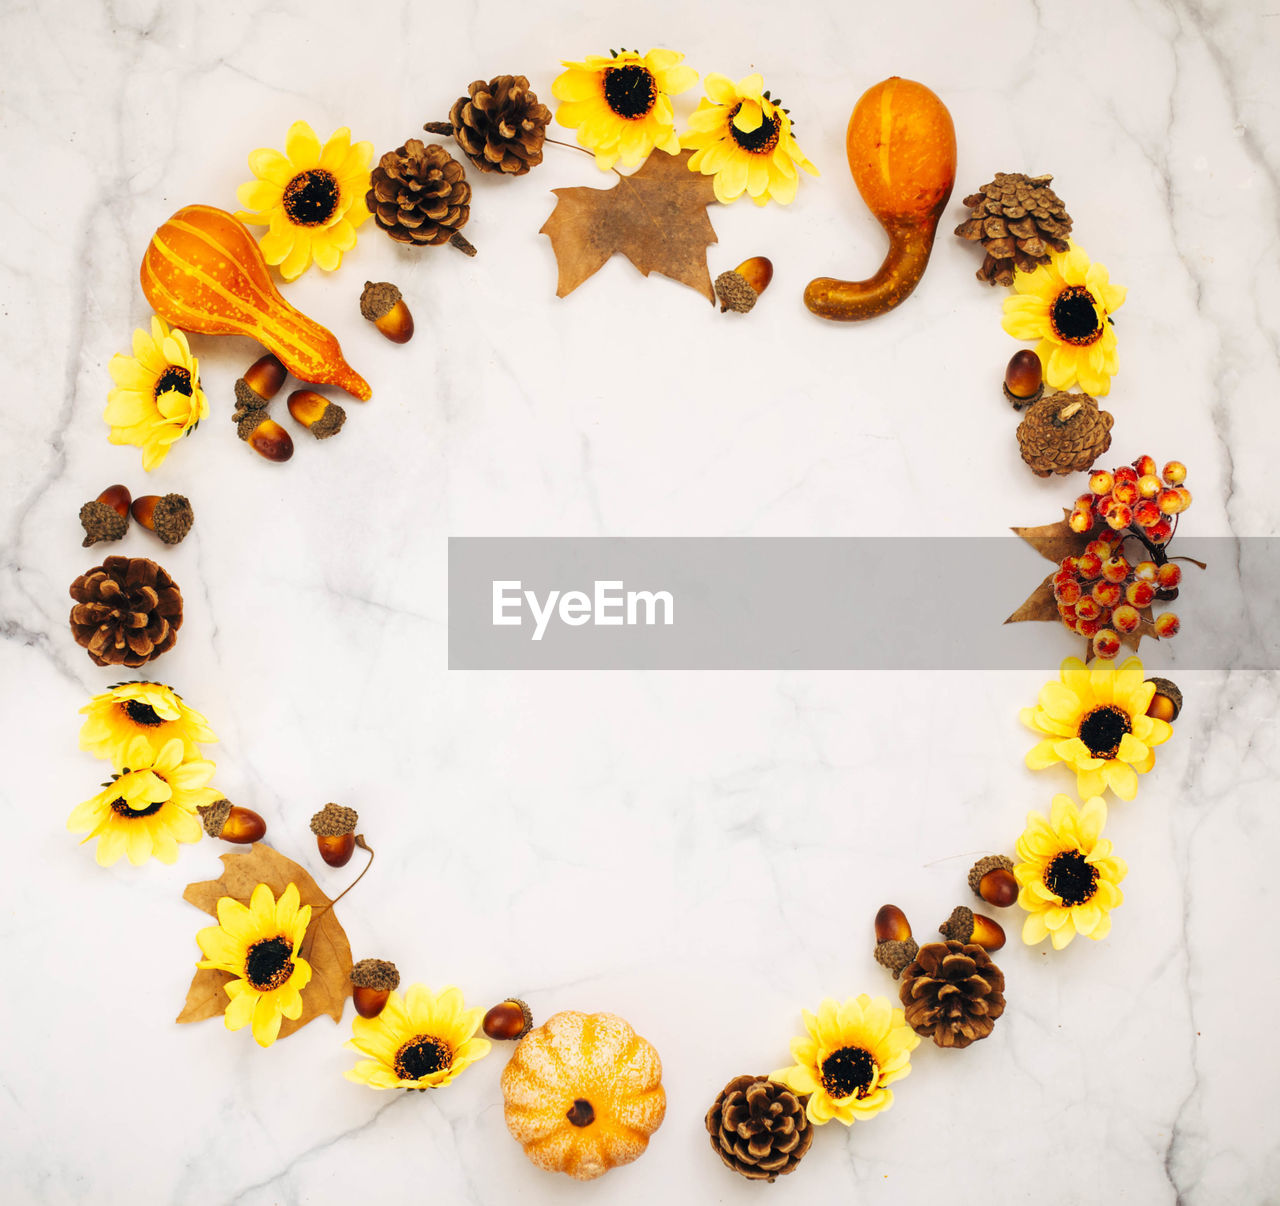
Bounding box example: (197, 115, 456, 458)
(435, 76, 550, 176)
(367, 139, 471, 247)
(955, 172, 1073, 286)
(900, 940, 1006, 1049)
(1017, 390, 1114, 477)
(68, 555, 183, 667)
(706, 1075, 812, 1182)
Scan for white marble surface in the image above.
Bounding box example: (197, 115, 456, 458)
(2, 0, 1279, 1201)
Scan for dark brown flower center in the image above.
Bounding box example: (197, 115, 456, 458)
(1078, 705, 1132, 759)
(728, 103, 780, 154)
(109, 795, 163, 818)
(820, 1045, 876, 1100)
(244, 935, 295, 991)
(283, 168, 340, 226)
(394, 1034, 453, 1081)
(603, 64, 656, 119)
(1044, 850, 1099, 906)
(1050, 286, 1103, 346)
(153, 366, 193, 399)
(124, 700, 163, 727)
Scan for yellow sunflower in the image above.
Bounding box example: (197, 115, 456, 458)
(681, 73, 818, 206)
(80, 681, 216, 770)
(67, 735, 218, 866)
(1015, 794, 1127, 949)
(105, 316, 208, 471)
(1022, 656, 1172, 801)
(552, 49, 697, 171)
(1002, 243, 1126, 395)
(345, 984, 490, 1090)
(770, 994, 919, 1126)
(196, 882, 312, 1048)
(236, 120, 373, 280)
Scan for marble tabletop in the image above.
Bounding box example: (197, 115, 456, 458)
(2, 0, 1278, 1202)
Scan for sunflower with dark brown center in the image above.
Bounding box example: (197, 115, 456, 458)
(79, 680, 217, 768)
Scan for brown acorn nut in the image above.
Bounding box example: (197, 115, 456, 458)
(235, 353, 287, 410)
(198, 799, 267, 844)
(287, 390, 346, 440)
(715, 257, 774, 313)
(939, 905, 1006, 952)
(967, 854, 1018, 908)
(235, 410, 294, 462)
(483, 997, 533, 1041)
(360, 281, 414, 343)
(78, 485, 132, 547)
(131, 493, 194, 545)
(873, 904, 919, 979)
(351, 958, 400, 1018)
(1003, 349, 1044, 408)
(310, 802, 359, 867)
(1146, 676, 1182, 722)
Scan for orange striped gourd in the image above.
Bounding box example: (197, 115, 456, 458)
(140, 205, 371, 400)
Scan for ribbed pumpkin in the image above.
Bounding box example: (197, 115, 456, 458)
(501, 1011, 665, 1181)
(140, 205, 371, 400)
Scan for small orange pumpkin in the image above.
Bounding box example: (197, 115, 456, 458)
(140, 205, 371, 400)
(501, 1010, 665, 1180)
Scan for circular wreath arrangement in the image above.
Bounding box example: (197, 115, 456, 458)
(64, 52, 1196, 1185)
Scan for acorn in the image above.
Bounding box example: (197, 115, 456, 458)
(234, 409, 294, 462)
(714, 256, 773, 313)
(873, 903, 919, 979)
(1146, 676, 1182, 722)
(351, 958, 400, 1018)
(360, 281, 414, 343)
(483, 997, 533, 1041)
(131, 493, 194, 545)
(309, 802, 359, 867)
(967, 854, 1018, 908)
(198, 799, 267, 844)
(78, 484, 132, 546)
(287, 390, 346, 440)
(1003, 349, 1044, 409)
(938, 905, 1006, 952)
(235, 353, 287, 410)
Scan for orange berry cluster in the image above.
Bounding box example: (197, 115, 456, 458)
(1068, 456, 1191, 541)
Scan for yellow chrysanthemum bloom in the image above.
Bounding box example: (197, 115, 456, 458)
(1022, 656, 1172, 801)
(104, 316, 208, 471)
(681, 74, 818, 206)
(67, 735, 218, 866)
(80, 681, 216, 770)
(345, 984, 491, 1090)
(1002, 242, 1126, 395)
(1015, 794, 1127, 949)
(770, 994, 919, 1126)
(196, 882, 312, 1048)
(236, 120, 373, 280)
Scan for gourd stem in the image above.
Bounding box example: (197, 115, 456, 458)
(804, 227, 937, 322)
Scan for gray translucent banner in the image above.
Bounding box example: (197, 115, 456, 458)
(448, 537, 1279, 670)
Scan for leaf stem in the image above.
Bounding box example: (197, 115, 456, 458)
(328, 835, 375, 909)
(545, 136, 622, 178)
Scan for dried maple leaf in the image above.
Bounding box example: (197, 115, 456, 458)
(539, 149, 718, 301)
(178, 842, 352, 1040)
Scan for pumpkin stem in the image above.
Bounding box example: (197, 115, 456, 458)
(566, 1098, 595, 1127)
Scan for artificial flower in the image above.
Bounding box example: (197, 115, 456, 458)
(770, 994, 918, 1126)
(681, 73, 818, 206)
(236, 120, 373, 280)
(1002, 242, 1126, 395)
(67, 735, 218, 866)
(1022, 656, 1172, 801)
(1014, 794, 1127, 949)
(196, 882, 312, 1048)
(345, 984, 490, 1090)
(79, 681, 216, 769)
(104, 316, 208, 471)
(552, 48, 697, 171)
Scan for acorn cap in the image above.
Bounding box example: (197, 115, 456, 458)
(234, 406, 264, 441)
(714, 270, 758, 314)
(874, 938, 919, 979)
(198, 799, 233, 838)
(79, 500, 128, 547)
(150, 494, 194, 545)
(938, 905, 975, 944)
(235, 377, 271, 411)
(967, 854, 1015, 897)
(350, 958, 400, 991)
(360, 281, 402, 322)
(310, 401, 346, 440)
(310, 802, 358, 836)
(1147, 676, 1182, 720)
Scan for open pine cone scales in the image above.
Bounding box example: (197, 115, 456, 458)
(441, 75, 550, 176)
(706, 1075, 813, 1181)
(955, 172, 1073, 286)
(367, 139, 471, 247)
(68, 555, 182, 667)
(899, 940, 1006, 1049)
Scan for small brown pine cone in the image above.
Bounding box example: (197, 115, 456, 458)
(900, 940, 1007, 1049)
(68, 556, 183, 667)
(955, 172, 1073, 286)
(1017, 391, 1114, 477)
(438, 76, 550, 176)
(706, 1075, 813, 1182)
(367, 139, 471, 247)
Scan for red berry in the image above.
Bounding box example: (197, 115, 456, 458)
(1093, 629, 1122, 659)
(1106, 503, 1133, 530)
(1112, 604, 1141, 634)
(1126, 580, 1156, 608)
(1158, 489, 1181, 515)
(1102, 556, 1131, 583)
(1133, 561, 1158, 582)
(1068, 509, 1093, 534)
(1162, 460, 1187, 485)
(1112, 480, 1139, 506)
(1113, 466, 1139, 485)
(1089, 471, 1114, 495)
(1078, 552, 1103, 580)
(1154, 612, 1181, 638)
(1134, 500, 1162, 529)
(1076, 597, 1102, 622)
(1172, 486, 1192, 512)
(1138, 474, 1163, 499)
(1055, 579, 1083, 605)
(1059, 603, 1078, 624)
(1076, 616, 1102, 638)
(1093, 581, 1123, 608)
(1133, 455, 1157, 478)
(1148, 520, 1174, 543)
(1157, 562, 1183, 588)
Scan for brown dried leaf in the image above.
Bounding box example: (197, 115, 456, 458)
(1011, 509, 1085, 566)
(1004, 572, 1059, 624)
(539, 149, 718, 301)
(177, 842, 352, 1040)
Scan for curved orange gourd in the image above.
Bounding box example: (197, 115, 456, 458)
(805, 78, 957, 322)
(140, 205, 371, 400)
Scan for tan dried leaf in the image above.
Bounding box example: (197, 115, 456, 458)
(177, 842, 352, 1040)
(539, 149, 718, 301)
